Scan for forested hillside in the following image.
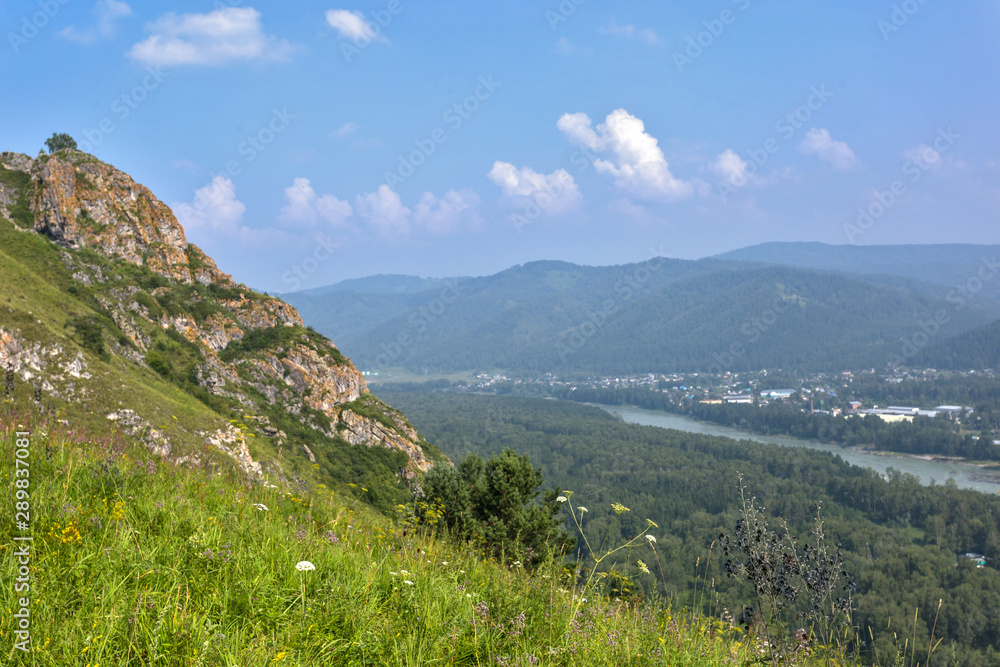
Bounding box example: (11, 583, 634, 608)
(916, 318, 1000, 370)
(379, 389, 1000, 666)
(289, 260, 1000, 375)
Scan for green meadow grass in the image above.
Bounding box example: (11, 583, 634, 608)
(0, 399, 841, 667)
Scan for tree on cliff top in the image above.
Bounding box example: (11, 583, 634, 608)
(45, 133, 78, 153)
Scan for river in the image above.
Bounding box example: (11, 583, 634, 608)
(596, 404, 1000, 495)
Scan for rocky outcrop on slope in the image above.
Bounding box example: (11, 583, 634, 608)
(0, 148, 436, 475)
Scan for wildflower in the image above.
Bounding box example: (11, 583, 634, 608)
(612, 502, 630, 515)
(400, 570, 409, 575)
(646, 534, 656, 543)
(254, 503, 268, 512)
(578, 506, 588, 513)
(403, 580, 414, 586)
(556, 496, 567, 503)
(647, 518, 659, 528)
(638, 560, 651, 574)
(295, 561, 315, 572)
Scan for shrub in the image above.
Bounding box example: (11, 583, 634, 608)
(419, 448, 574, 568)
(65, 315, 110, 362)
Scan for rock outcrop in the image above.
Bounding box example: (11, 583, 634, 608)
(338, 408, 431, 473)
(0, 149, 436, 475)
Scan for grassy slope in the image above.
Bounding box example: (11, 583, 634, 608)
(0, 214, 445, 510)
(0, 219, 229, 447)
(0, 400, 795, 667)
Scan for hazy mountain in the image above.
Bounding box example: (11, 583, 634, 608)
(289, 274, 463, 296)
(715, 242, 1000, 303)
(287, 255, 1000, 374)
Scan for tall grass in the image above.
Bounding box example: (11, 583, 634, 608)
(0, 402, 857, 666)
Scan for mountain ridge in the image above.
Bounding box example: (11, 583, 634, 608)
(284, 254, 1000, 375)
(0, 148, 442, 505)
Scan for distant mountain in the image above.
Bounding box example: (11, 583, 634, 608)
(289, 273, 463, 296)
(716, 242, 1000, 303)
(915, 318, 1000, 371)
(287, 256, 1000, 375)
(284, 258, 740, 350)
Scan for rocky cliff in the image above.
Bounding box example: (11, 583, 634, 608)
(0, 148, 439, 484)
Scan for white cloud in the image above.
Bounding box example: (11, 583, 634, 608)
(558, 109, 693, 200)
(798, 128, 861, 171)
(333, 122, 359, 138)
(556, 112, 603, 151)
(487, 162, 581, 215)
(711, 149, 767, 188)
(172, 177, 289, 247)
(173, 176, 246, 237)
(598, 21, 659, 44)
(129, 8, 293, 66)
(278, 178, 352, 227)
(413, 190, 481, 235)
(355, 185, 411, 241)
(58, 0, 131, 44)
(325, 9, 387, 43)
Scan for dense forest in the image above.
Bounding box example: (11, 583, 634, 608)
(379, 390, 1000, 665)
(524, 385, 1000, 461)
(915, 318, 1000, 371)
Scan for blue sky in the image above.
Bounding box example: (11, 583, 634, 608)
(2, 0, 999, 292)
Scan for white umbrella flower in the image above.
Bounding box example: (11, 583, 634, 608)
(296, 561, 315, 615)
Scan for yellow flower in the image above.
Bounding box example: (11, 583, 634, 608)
(611, 502, 630, 515)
